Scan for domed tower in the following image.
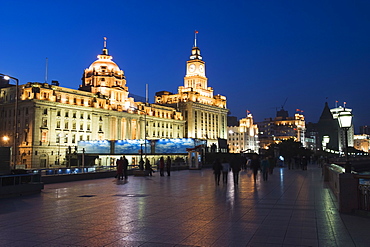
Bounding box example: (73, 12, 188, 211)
(80, 38, 133, 109)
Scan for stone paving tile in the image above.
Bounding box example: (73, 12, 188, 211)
(1, 166, 370, 247)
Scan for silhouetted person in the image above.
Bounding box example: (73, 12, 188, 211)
(159, 157, 165, 176)
(261, 156, 270, 181)
(145, 158, 153, 176)
(213, 158, 222, 185)
(221, 158, 230, 184)
(231, 156, 242, 184)
(166, 156, 171, 176)
(301, 156, 308, 170)
(268, 156, 275, 174)
(139, 158, 144, 171)
(250, 155, 260, 183)
(116, 157, 124, 180)
(122, 155, 129, 180)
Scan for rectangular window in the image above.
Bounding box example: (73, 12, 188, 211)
(42, 119, 48, 128)
(41, 131, 47, 142)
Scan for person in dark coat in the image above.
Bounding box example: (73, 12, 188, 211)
(301, 156, 308, 170)
(260, 156, 270, 181)
(166, 156, 171, 176)
(250, 154, 260, 183)
(221, 158, 230, 184)
(212, 158, 222, 185)
(145, 158, 153, 176)
(122, 155, 129, 180)
(116, 157, 124, 180)
(159, 157, 165, 176)
(230, 156, 242, 185)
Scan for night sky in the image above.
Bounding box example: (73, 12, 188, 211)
(2, 0, 370, 132)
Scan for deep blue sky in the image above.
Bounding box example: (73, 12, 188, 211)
(1, 0, 370, 132)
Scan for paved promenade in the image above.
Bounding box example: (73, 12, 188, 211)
(1, 166, 370, 247)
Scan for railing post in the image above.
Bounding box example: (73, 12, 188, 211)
(339, 173, 359, 213)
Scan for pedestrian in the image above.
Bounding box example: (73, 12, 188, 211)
(231, 156, 242, 184)
(159, 157, 165, 176)
(145, 158, 153, 176)
(212, 158, 222, 185)
(261, 156, 270, 181)
(221, 158, 230, 184)
(246, 157, 251, 170)
(301, 156, 308, 170)
(268, 156, 275, 174)
(139, 158, 144, 171)
(116, 157, 124, 180)
(122, 155, 129, 180)
(250, 154, 260, 183)
(166, 156, 171, 176)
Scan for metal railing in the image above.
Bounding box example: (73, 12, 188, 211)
(354, 174, 370, 211)
(0, 173, 42, 187)
(29, 162, 189, 177)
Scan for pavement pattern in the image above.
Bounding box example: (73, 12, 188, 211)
(1, 165, 370, 247)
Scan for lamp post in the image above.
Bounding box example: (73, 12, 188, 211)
(337, 109, 353, 173)
(0, 73, 19, 169)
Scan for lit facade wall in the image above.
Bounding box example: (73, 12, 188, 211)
(354, 134, 369, 153)
(227, 114, 259, 153)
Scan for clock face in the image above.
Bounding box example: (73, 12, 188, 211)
(199, 64, 204, 72)
(188, 64, 195, 72)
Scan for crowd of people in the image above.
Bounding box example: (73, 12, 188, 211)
(212, 154, 314, 185)
(116, 154, 315, 184)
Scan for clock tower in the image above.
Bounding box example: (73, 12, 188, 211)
(183, 34, 212, 98)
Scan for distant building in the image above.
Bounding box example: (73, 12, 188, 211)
(359, 125, 370, 135)
(155, 37, 228, 145)
(316, 102, 354, 153)
(227, 114, 259, 153)
(354, 134, 370, 153)
(257, 108, 306, 149)
(305, 122, 319, 152)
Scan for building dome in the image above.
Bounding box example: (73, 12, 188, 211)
(85, 47, 124, 77)
(88, 57, 121, 73)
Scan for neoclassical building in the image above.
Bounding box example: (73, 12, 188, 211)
(227, 114, 259, 154)
(155, 37, 228, 145)
(257, 109, 306, 149)
(0, 42, 184, 168)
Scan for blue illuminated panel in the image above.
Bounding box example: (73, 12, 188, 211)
(114, 140, 149, 154)
(155, 138, 195, 153)
(78, 140, 110, 154)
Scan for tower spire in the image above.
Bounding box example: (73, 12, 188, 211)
(102, 37, 108, 55)
(194, 30, 198, 47)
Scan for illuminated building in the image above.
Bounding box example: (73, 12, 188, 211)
(0, 41, 184, 168)
(316, 102, 354, 153)
(258, 108, 306, 149)
(227, 114, 259, 153)
(330, 106, 354, 152)
(354, 134, 370, 153)
(155, 34, 228, 145)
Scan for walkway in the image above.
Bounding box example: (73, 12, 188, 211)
(0, 166, 369, 247)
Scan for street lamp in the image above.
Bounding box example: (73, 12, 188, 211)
(337, 109, 353, 173)
(0, 73, 19, 169)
